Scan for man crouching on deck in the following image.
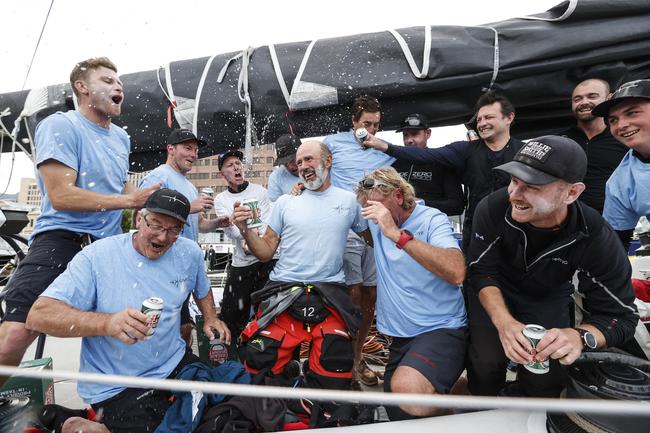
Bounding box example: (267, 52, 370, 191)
(466, 135, 638, 398)
(356, 167, 467, 420)
(26, 189, 230, 433)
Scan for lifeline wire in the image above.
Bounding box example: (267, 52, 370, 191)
(0, 365, 648, 416)
(22, 0, 55, 91)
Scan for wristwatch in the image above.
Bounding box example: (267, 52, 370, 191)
(576, 328, 597, 351)
(396, 230, 414, 249)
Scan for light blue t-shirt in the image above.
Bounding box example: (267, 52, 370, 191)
(140, 164, 199, 241)
(41, 233, 209, 404)
(32, 111, 130, 242)
(268, 186, 367, 283)
(323, 130, 395, 192)
(370, 204, 466, 337)
(267, 165, 300, 202)
(604, 150, 650, 230)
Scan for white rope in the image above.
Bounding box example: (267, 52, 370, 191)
(268, 44, 291, 107)
(516, 0, 578, 22)
(237, 47, 256, 168)
(192, 54, 221, 136)
(289, 39, 318, 105)
(157, 64, 194, 130)
(163, 63, 176, 104)
(387, 26, 431, 79)
(0, 365, 648, 416)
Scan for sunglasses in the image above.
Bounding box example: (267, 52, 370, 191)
(358, 178, 391, 190)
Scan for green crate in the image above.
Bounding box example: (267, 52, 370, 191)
(0, 357, 55, 405)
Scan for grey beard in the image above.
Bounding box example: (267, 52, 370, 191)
(301, 165, 328, 190)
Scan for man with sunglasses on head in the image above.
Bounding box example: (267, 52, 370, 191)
(362, 91, 524, 251)
(232, 140, 368, 392)
(139, 129, 231, 344)
(26, 189, 229, 433)
(392, 113, 465, 216)
(322, 95, 395, 387)
(0, 57, 160, 387)
(356, 167, 466, 420)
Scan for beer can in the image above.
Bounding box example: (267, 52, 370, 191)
(200, 187, 214, 197)
(522, 324, 549, 374)
(241, 198, 263, 228)
(208, 332, 230, 365)
(141, 297, 164, 340)
(354, 127, 369, 144)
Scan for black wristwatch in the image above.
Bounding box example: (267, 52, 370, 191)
(576, 328, 597, 351)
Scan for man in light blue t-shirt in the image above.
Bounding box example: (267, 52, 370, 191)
(267, 133, 301, 201)
(0, 57, 160, 387)
(356, 167, 467, 420)
(139, 128, 230, 342)
(232, 140, 369, 391)
(322, 95, 394, 386)
(592, 79, 650, 250)
(26, 189, 229, 433)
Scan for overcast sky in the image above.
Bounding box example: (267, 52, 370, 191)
(0, 0, 559, 194)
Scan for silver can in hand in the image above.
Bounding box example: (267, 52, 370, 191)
(522, 324, 549, 374)
(141, 297, 164, 340)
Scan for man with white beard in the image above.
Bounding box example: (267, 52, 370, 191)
(231, 140, 370, 391)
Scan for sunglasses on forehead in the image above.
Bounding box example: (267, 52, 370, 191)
(358, 178, 391, 189)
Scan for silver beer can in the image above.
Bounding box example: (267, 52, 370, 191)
(141, 297, 164, 340)
(200, 187, 214, 197)
(354, 127, 369, 144)
(522, 324, 549, 374)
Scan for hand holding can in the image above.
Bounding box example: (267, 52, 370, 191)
(522, 324, 549, 374)
(241, 198, 263, 228)
(141, 297, 164, 339)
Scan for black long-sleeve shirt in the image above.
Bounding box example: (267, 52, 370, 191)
(467, 188, 639, 348)
(386, 138, 524, 249)
(561, 126, 628, 214)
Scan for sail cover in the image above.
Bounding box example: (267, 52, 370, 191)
(1, 0, 649, 171)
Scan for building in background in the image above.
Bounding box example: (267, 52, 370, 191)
(17, 178, 40, 209)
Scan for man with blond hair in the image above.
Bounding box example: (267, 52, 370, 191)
(356, 167, 467, 419)
(0, 57, 159, 386)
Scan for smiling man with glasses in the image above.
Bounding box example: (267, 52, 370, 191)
(26, 188, 229, 433)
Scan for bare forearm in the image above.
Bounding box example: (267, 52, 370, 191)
(478, 286, 515, 327)
(26, 298, 108, 337)
(195, 291, 218, 321)
(50, 186, 135, 212)
(403, 241, 465, 285)
(242, 229, 277, 262)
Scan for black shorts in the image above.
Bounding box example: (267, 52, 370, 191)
(2, 230, 92, 323)
(384, 327, 467, 394)
(91, 348, 200, 433)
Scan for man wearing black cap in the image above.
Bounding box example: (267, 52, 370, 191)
(392, 114, 465, 215)
(560, 79, 628, 214)
(140, 129, 230, 241)
(466, 135, 638, 397)
(139, 129, 231, 343)
(363, 91, 524, 250)
(214, 149, 276, 344)
(268, 134, 302, 201)
(592, 79, 650, 249)
(27, 188, 229, 433)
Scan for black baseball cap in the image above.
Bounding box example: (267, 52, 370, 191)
(274, 134, 301, 166)
(494, 135, 587, 185)
(396, 114, 429, 132)
(592, 79, 650, 117)
(218, 149, 244, 170)
(144, 188, 190, 224)
(166, 128, 207, 148)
